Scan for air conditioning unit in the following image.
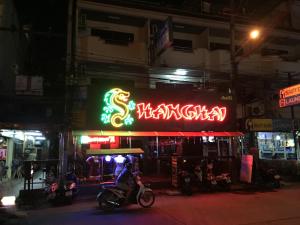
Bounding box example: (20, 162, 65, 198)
(246, 102, 265, 116)
(251, 104, 265, 116)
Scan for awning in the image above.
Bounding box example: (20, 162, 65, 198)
(86, 148, 144, 155)
(73, 130, 244, 137)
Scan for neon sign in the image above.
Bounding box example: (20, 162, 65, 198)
(80, 136, 116, 144)
(280, 84, 300, 99)
(136, 103, 227, 121)
(100, 88, 228, 127)
(100, 88, 136, 128)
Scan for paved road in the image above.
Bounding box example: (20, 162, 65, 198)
(24, 185, 300, 225)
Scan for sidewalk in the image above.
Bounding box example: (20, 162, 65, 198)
(0, 171, 45, 197)
(156, 180, 299, 196)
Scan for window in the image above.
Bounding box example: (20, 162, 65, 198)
(172, 39, 193, 52)
(91, 29, 134, 46)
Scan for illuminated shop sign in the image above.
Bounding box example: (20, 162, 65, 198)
(80, 136, 116, 144)
(279, 94, 300, 108)
(279, 84, 300, 107)
(100, 88, 228, 128)
(136, 103, 226, 121)
(100, 88, 136, 128)
(280, 84, 300, 98)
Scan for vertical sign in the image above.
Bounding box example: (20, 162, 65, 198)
(240, 154, 253, 183)
(153, 17, 173, 57)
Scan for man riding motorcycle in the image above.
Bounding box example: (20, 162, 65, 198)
(115, 158, 135, 199)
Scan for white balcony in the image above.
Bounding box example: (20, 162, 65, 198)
(158, 47, 300, 77)
(77, 36, 147, 66)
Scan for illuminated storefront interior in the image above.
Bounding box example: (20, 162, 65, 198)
(257, 132, 296, 160)
(69, 84, 242, 181)
(0, 129, 49, 178)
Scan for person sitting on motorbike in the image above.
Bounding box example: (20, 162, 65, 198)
(115, 158, 135, 199)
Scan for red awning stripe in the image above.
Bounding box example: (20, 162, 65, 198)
(72, 130, 243, 137)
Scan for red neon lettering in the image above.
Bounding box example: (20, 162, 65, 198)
(152, 104, 168, 119)
(181, 104, 195, 120)
(136, 102, 227, 122)
(194, 105, 208, 120)
(136, 103, 152, 119)
(166, 104, 182, 120)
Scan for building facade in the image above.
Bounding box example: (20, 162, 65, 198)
(63, 0, 300, 180)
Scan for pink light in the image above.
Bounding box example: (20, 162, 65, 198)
(81, 136, 116, 144)
(136, 103, 227, 122)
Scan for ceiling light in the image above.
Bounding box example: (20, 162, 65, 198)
(174, 69, 187, 76)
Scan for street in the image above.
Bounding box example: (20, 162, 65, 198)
(24, 185, 300, 225)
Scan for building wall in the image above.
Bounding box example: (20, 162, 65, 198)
(77, 20, 147, 65)
(76, 1, 300, 122)
(0, 0, 23, 96)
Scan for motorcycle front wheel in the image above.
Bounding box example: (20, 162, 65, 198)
(138, 190, 155, 208)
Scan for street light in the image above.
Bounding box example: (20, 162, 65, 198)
(249, 29, 260, 40)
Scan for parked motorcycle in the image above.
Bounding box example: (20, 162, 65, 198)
(199, 159, 231, 192)
(180, 169, 192, 195)
(45, 171, 78, 205)
(258, 168, 281, 189)
(215, 173, 232, 191)
(96, 174, 155, 211)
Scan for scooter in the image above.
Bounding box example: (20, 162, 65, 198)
(96, 174, 155, 211)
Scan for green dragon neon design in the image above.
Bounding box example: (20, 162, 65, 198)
(101, 88, 136, 127)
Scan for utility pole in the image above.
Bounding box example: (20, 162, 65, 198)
(230, 0, 238, 96)
(288, 72, 298, 160)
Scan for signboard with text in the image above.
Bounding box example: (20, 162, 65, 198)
(86, 81, 236, 132)
(279, 83, 300, 107)
(245, 119, 294, 132)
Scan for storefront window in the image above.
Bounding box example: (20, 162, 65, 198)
(257, 132, 296, 160)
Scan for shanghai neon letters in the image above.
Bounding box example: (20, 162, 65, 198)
(100, 88, 227, 127)
(136, 103, 227, 122)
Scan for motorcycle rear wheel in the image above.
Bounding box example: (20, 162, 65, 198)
(138, 190, 155, 208)
(273, 180, 281, 189)
(98, 192, 116, 212)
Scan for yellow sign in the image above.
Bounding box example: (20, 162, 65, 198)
(245, 119, 272, 131)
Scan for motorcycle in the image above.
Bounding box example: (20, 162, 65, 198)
(215, 173, 232, 191)
(180, 169, 192, 196)
(45, 172, 78, 204)
(96, 174, 155, 211)
(199, 159, 231, 192)
(258, 168, 281, 189)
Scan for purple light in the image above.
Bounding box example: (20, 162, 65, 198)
(105, 155, 112, 162)
(114, 155, 125, 163)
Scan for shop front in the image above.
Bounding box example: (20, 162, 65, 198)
(70, 82, 243, 183)
(244, 118, 298, 160)
(0, 129, 51, 179)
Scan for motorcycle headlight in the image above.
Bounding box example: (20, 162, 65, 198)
(1, 196, 16, 206)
